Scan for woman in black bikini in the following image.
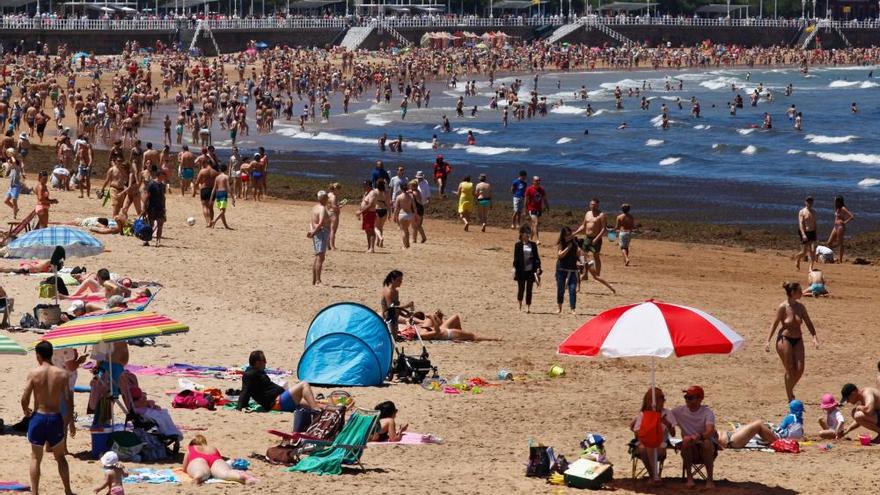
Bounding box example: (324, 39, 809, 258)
(765, 282, 819, 401)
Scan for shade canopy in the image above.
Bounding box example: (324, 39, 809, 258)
(36, 310, 188, 349)
(7, 227, 103, 259)
(0, 333, 26, 355)
(558, 300, 744, 358)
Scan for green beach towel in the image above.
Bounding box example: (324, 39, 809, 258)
(287, 413, 375, 476)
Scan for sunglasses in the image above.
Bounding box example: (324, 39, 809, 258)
(684, 395, 700, 401)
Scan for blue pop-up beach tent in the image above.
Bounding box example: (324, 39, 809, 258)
(297, 302, 393, 387)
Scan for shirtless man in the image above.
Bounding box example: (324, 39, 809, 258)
(393, 182, 416, 249)
(839, 384, 880, 443)
(195, 155, 219, 226)
(794, 196, 818, 271)
(142, 142, 160, 173)
(306, 191, 331, 285)
(99, 160, 131, 218)
(616, 203, 635, 266)
(357, 180, 378, 253)
(177, 145, 195, 196)
(253, 148, 269, 201)
(573, 198, 607, 275)
(474, 173, 492, 233)
(21, 341, 76, 495)
(209, 164, 234, 230)
(75, 135, 93, 198)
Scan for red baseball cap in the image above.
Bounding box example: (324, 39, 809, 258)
(683, 386, 704, 399)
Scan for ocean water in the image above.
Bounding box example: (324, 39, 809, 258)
(143, 65, 880, 230)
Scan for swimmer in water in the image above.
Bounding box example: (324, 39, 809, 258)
(851, 102, 858, 113)
(617, 122, 628, 130)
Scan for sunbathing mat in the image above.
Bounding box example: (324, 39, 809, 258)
(127, 362, 292, 380)
(123, 468, 181, 484)
(368, 432, 441, 445)
(0, 481, 29, 491)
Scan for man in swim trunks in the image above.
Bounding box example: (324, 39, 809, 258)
(307, 191, 330, 285)
(237, 350, 323, 413)
(99, 160, 131, 218)
(475, 173, 492, 232)
(75, 134, 93, 198)
(177, 145, 195, 196)
(839, 383, 880, 444)
(574, 198, 607, 276)
(143, 168, 167, 247)
(210, 164, 234, 230)
(795, 196, 817, 271)
(510, 170, 528, 229)
(616, 203, 635, 266)
(357, 180, 378, 253)
(21, 340, 76, 495)
(194, 151, 218, 227)
(524, 176, 549, 244)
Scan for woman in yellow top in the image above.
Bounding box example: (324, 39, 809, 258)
(455, 175, 475, 231)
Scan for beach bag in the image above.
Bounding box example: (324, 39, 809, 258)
(770, 439, 800, 454)
(38, 283, 57, 299)
(304, 406, 345, 441)
(637, 411, 664, 449)
(133, 428, 169, 461)
(293, 408, 321, 433)
(110, 431, 144, 461)
(171, 389, 214, 410)
(526, 442, 552, 477)
(266, 445, 299, 465)
(133, 217, 152, 242)
(33, 304, 61, 328)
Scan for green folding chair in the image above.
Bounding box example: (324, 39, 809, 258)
(287, 408, 380, 475)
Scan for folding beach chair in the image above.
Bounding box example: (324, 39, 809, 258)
(0, 209, 37, 246)
(628, 437, 665, 480)
(672, 437, 715, 481)
(286, 408, 380, 475)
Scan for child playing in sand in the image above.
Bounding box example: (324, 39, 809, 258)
(371, 401, 407, 442)
(776, 400, 805, 439)
(95, 451, 127, 495)
(803, 268, 829, 297)
(818, 393, 845, 439)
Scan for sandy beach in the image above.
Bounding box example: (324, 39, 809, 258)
(0, 184, 878, 494)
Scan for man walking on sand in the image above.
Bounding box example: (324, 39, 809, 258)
(143, 167, 167, 247)
(839, 383, 880, 443)
(616, 203, 635, 266)
(524, 176, 549, 244)
(307, 191, 331, 285)
(510, 170, 528, 229)
(357, 180, 378, 253)
(195, 155, 218, 227)
(210, 164, 235, 230)
(794, 196, 817, 271)
(574, 198, 607, 276)
(21, 340, 76, 495)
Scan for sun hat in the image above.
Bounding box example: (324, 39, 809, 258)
(19, 133, 28, 140)
(68, 300, 85, 313)
(100, 451, 119, 468)
(415, 171, 425, 179)
(820, 393, 837, 410)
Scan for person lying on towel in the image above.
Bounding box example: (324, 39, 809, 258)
(236, 350, 324, 413)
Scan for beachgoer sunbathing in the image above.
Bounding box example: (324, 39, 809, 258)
(182, 434, 256, 485)
(717, 400, 804, 448)
(64, 268, 150, 300)
(409, 310, 500, 341)
(371, 401, 407, 442)
(0, 245, 67, 274)
(236, 350, 324, 412)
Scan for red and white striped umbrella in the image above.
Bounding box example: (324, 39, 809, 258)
(558, 300, 745, 358)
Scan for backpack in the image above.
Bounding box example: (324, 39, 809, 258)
(637, 411, 664, 449)
(526, 442, 552, 477)
(171, 389, 214, 410)
(770, 439, 800, 454)
(133, 217, 152, 242)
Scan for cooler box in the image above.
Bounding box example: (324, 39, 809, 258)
(563, 458, 613, 490)
(90, 424, 125, 459)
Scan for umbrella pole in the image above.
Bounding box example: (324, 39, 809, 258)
(108, 351, 114, 431)
(54, 265, 59, 307)
(651, 356, 658, 482)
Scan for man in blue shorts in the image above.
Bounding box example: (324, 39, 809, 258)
(237, 351, 323, 413)
(21, 340, 76, 495)
(510, 170, 528, 229)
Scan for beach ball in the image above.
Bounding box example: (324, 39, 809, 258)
(186, 217, 196, 226)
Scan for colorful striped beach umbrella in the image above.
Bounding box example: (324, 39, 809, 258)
(7, 226, 104, 259)
(0, 333, 26, 355)
(34, 310, 189, 350)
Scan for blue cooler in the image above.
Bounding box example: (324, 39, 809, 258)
(91, 425, 112, 459)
